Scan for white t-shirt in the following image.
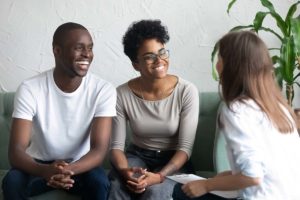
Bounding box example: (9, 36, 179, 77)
(219, 100, 300, 200)
(13, 69, 116, 162)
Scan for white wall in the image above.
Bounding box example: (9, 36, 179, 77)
(0, 0, 299, 105)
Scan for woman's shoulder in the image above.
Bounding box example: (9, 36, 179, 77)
(221, 99, 263, 121)
(116, 79, 141, 100)
(116, 81, 129, 90)
(176, 76, 198, 94)
(116, 81, 131, 96)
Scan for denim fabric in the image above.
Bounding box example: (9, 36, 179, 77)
(108, 144, 194, 200)
(2, 164, 109, 200)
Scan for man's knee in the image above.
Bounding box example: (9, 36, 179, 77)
(84, 167, 110, 190)
(2, 169, 28, 199)
(2, 169, 27, 190)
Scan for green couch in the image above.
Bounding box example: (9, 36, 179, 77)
(0, 92, 229, 200)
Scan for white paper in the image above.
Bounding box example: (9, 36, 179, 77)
(167, 174, 238, 199)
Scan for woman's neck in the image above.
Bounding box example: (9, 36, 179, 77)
(139, 75, 177, 100)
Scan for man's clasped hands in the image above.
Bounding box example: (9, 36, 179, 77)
(44, 161, 75, 190)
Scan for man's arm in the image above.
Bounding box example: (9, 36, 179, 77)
(9, 118, 64, 180)
(64, 117, 112, 175)
(182, 173, 260, 198)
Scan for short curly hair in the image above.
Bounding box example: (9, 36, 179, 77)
(122, 19, 170, 62)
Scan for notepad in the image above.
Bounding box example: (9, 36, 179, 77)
(167, 174, 238, 199)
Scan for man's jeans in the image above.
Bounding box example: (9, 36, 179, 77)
(2, 164, 109, 200)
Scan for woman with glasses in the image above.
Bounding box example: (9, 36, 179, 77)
(108, 19, 199, 200)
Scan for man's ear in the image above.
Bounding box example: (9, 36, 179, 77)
(53, 45, 61, 56)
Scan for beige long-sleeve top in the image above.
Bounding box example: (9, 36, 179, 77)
(110, 77, 199, 158)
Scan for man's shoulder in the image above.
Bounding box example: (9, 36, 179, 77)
(21, 69, 51, 85)
(86, 73, 114, 87)
(85, 73, 116, 98)
(18, 69, 52, 93)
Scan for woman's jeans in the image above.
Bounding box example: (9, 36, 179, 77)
(108, 144, 194, 200)
(2, 160, 109, 200)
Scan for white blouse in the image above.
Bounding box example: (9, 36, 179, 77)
(219, 100, 300, 200)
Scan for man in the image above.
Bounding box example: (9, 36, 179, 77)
(2, 22, 116, 200)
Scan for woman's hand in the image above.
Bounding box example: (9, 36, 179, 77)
(120, 167, 146, 181)
(120, 167, 148, 193)
(143, 171, 161, 186)
(126, 170, 162, 193)
(181, 179, 208, 198)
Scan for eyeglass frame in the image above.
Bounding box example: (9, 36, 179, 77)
(137, 48, 170, 64)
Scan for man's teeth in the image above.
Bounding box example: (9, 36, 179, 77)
(76, 61, 89, 65)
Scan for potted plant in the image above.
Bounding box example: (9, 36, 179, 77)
(212, 0, 300, 106)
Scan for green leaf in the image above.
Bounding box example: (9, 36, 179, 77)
(211, 42, 219, 81)
(285, 1, 300, 34)
(293, 72, 300, 81)
(269, 48, 280, 51)
(227, 0, 238, 14)
(270, 13, 288, 36)
(229, 25, 254, 32)
(291, 17, 300, 57)
(261, 0, 275, 13)
(294, 81, 300, 88)
(260, 0, 287, 36)
(280, 37, 296, 84)
(257, 27, 283, 41)
(253, 12, 269, 31)
(229, 25, 282, 42)
(272, 55, 280, 65)
(274, 66, 283, 88)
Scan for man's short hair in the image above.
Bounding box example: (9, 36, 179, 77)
(52, 22, 88, 47)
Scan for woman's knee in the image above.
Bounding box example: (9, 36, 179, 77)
(142, 182, 174, 200)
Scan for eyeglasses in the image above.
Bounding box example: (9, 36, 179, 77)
(141, 48, 170, 64)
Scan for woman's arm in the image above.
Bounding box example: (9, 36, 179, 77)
(182, 173, 260, 198)
(144, 150, 188, 186)
(145, 82, 200, 185)
(160, 150, 188, 177)
(110, 149, 132, 177)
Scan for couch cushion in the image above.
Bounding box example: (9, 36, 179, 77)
(0, 169, 7, 199)
(213, 102, 230, 173)
(0, 92, 14, 170)
(190, 92, 221, 174)
(29, 190, 80, 200)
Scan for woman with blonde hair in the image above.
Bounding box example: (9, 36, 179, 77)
(173, 31, 300, 200)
